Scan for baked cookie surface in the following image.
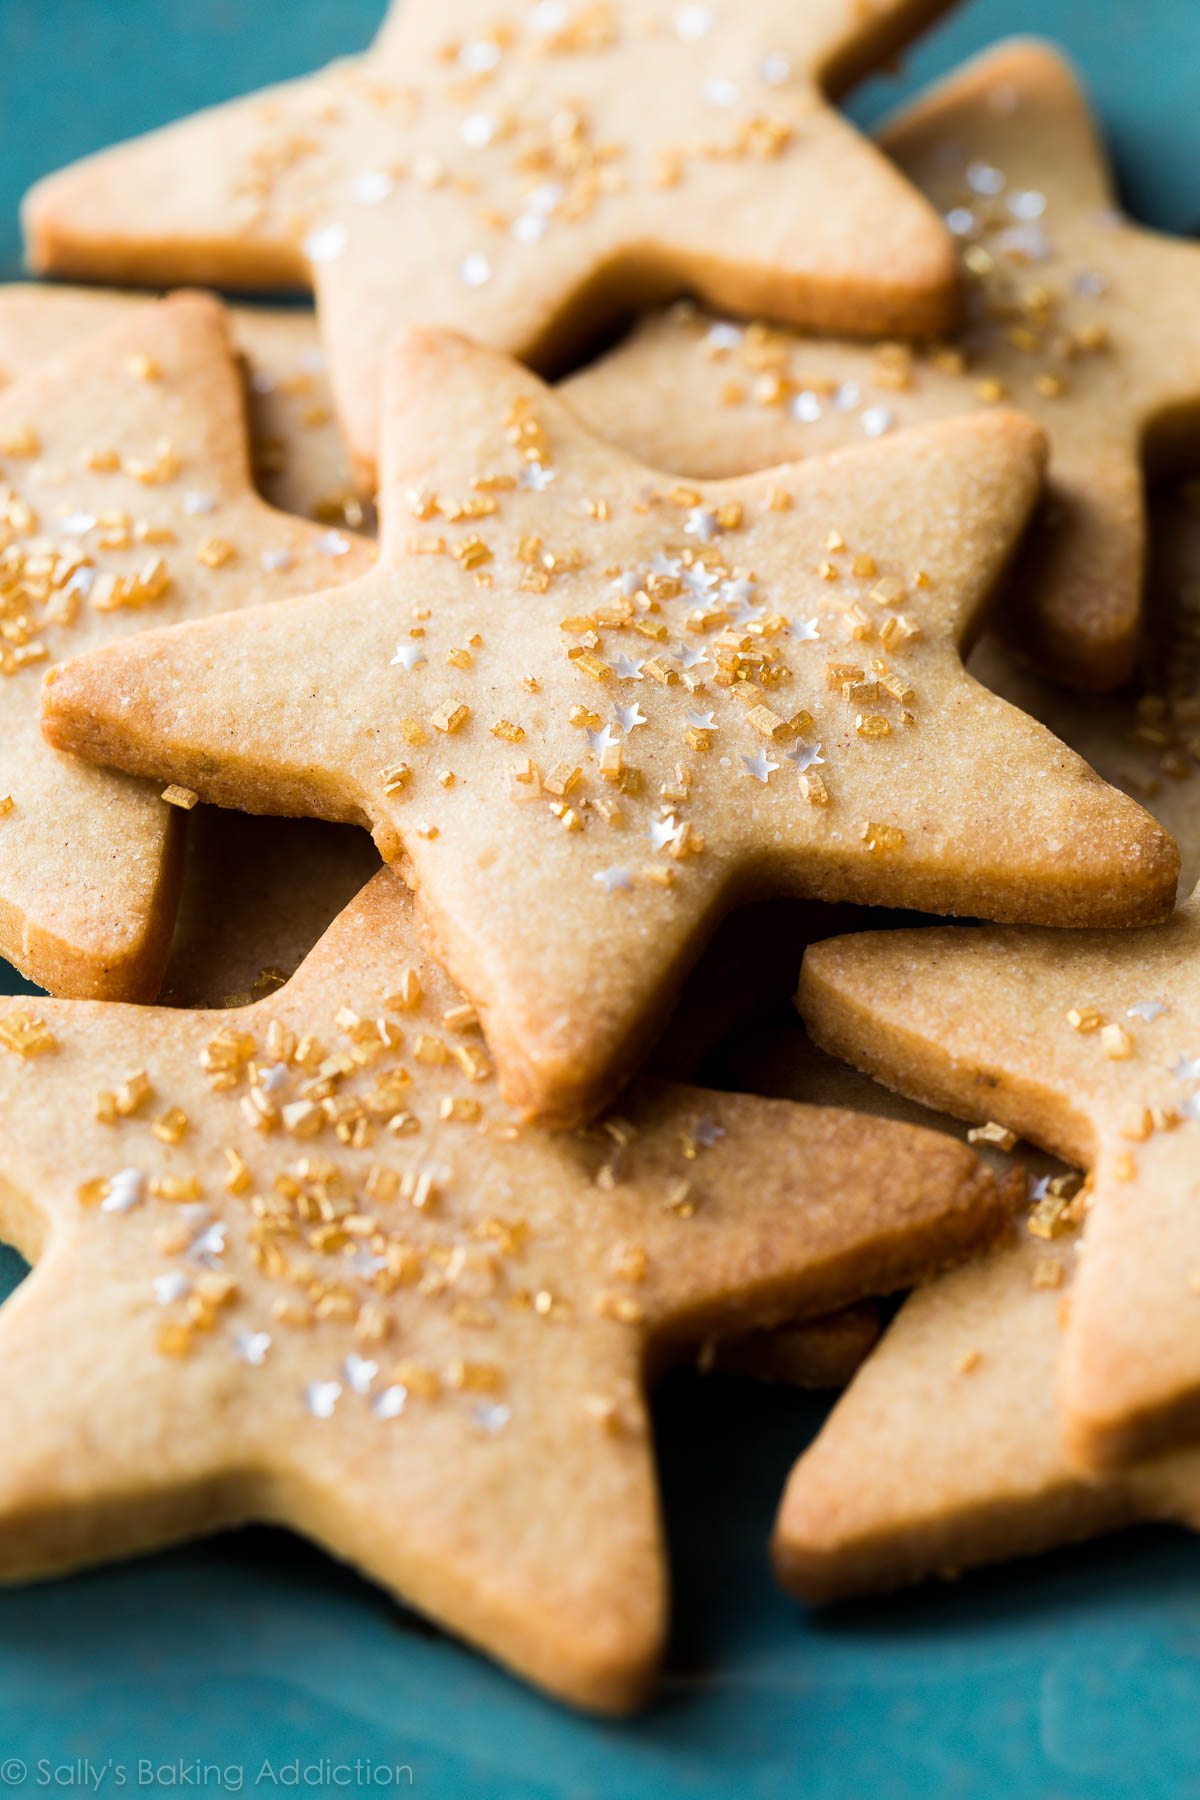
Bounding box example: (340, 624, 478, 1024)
(40, 334, 1179, 1124)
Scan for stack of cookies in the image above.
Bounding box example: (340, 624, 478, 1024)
(0, 0, 1198, 1712)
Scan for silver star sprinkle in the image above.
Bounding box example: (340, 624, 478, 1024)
(101, 1168, 147, 1215)
(787, 740, 824, 773)
(236, 1331, 272, 1366)
(306, 1380, 342, 1420)
(344, 1353, 379, 1395)
(594, 866, 633, 894)
(684, 506, 720, 543)
(391, 641, 428, 672)
(742, 750, 779, 783)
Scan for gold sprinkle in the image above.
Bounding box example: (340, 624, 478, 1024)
(431, 700, 471, 735)
(1066, 1006, 1103, 1033)
(1100, 1024, 1133, 1060)
(861, 821, 905, 853)
(156, 1323, 193, 1359)
(967, 1122, 1017, 1151)
(161, 784, 199, 811)
(0, 424, 40, 457)
(0, 1012, 57, 1057)
(379, 762, 412, 796)
(195, 537, 237, 569)
(152, 1106, 189, 1145)
(855, 713, 891, 739)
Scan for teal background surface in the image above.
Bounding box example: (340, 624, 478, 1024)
(0, 2, 1199, 1795)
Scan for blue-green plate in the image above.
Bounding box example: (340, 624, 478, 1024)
(1, 3, 1199, 1793)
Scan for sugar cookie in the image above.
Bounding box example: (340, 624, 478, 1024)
(566, 43, 1200, 688)
(23, 0, 963, 473)
(0, 283, 368, 529)
(41, 333, 1177, 1124)
(0, 292, 371, 1000)
(0, 869, 1004, 1710)
(798, 886, 1200, 1470)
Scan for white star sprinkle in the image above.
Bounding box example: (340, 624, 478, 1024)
(349, 169, 393, 206)
(684, 506, 720, 543)
(60, 512, 97, 535)
(304, 222, 348, 265)
(681, 564, 720, 600)
(674, 3, 713, 40)
(261, 548, 293, 573)
(706, 321, 742, 351)
(692, 1118, 726, 1147)
(1008, 188, 1046, 220)
(686, 709, 716, 730)
(459, 38, 501, 71)
(236, 1331, 272, 1366)
(675, 643, 711, 670)
(651, 552, 684, 577)
(760, 52, 791, 85)
(188, 1221, 227, 1267)
(1173, 1053, 1200, 1082)
(787, 740, 825, 773)
(317, 530, 351, 557)
(101, 1168, 147, 1215)
(730, 598, 765, 626)
(1127, 1000, 1168, 1024)
(474, 1402, 512, 1433)
(793, 617, 820, 642)
(373, 1385, 408, 1419)
(648, 815, 684, 851)
(703, 77, 740, 107)
(614, 702, 647, 734)
(791, 391, 822, 424)
(742, 750, 779, 783)
(461, 111, 497, 149)
(459, 252, 493, 289)
(153, 1272, 191, 1305)
(391, 641, 428, 672)
(587, 724, 620, 754)
(967, 160, 1005, 196)
(519, 460, 556, 491)
(344, 1353, 379, 1395)
(612, 654, 645, 681)
(183, 491, 216, 516)
(594, 866, 633, 894)
(306, 1380, 342, 1420)
(861, 406, 894, 439)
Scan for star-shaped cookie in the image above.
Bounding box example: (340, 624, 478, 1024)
(22, 0, 963, 472)
(566, 41, 1200, 688)
(0, 284, 369, 530)
(798, 884, 1200, 1471)
(712, 992, 1200, 1595)
(0, 292, 373, 1001)
(775, 1201, 1200, 1604)
(41, 331, 1178, 1125)
(0, 867, 1005, 1711)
